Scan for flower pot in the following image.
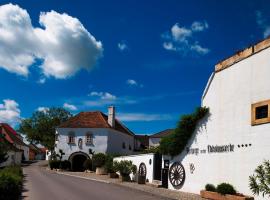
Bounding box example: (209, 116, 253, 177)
(120, 174, 130, 182)
(200, 190, 254, 200)
(96, 167, 107, 175)
(108, 172, 119, 178)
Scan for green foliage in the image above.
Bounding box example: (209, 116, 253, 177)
(159, 107, 209, 157)
(104, 155, 115, 173)
(113, 160, 137, 176)
(249, 160, 270, 197)
(57, 149, 65, 161)
(0, 166, 23, 200)
(142, 146, 160, 154)
(19, 107, 72, 150)
(0, 134, 9, 164)
(61, 160, 71, 170)
(83, 159, 92, 171)
(49, 160, 61, 170)
(92, 153, 106, 168)
(216, 183, 236, 195)
(49, 160, 70, 170)
(205, 184, 216, 192)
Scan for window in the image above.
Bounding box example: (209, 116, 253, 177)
(129, 144, 132, 150)
(252, 100, 270, 125)
(67, 132, 75, 144)
(122, 142, 126, 149)
(85, 133, 93, 145)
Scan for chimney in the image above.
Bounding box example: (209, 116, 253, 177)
(108, 106, 115, 128)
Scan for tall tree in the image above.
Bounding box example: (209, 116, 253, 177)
(19, 107, 72, 150)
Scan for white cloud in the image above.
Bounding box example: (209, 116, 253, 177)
(37, 78, 46, 84)
(256, 11, 270, 38)
(37, 106, 49, 112)
(117, 113, 172, 122)
(0, 4, 103, 80)
(118, 41, 128, 51)
(63, 103, 77, 111)
(89, 91, 116, 100)
(0, 99, 21, 126)
(126, 79, 143, 88)
(162, 21, 209, 55)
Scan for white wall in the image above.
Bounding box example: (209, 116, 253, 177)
(114, 153, 155, 183)
(0, 151, 22, 167)
(149, 138, 160, 147)
(166, 47, 270, 200)
(55, 128, 108, 161)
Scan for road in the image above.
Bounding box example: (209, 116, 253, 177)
(22, 162, 168, 200)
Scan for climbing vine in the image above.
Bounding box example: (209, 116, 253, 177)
(159, 107, 209, 157)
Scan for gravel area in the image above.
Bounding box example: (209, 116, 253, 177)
(51, 170, 205, 200)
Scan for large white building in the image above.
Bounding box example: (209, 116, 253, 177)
(55, 106, 134, 171)
(164, 37, 270, 200)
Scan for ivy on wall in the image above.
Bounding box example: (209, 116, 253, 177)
(159, 107, 209, 157)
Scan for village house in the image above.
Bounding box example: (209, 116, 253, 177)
(162, 37, 270, 200)
(54, 106, 135, 171)
(149, 129, 173, 147)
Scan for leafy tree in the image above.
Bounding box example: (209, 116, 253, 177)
(19, 107, 72, 150)
(159, 107, 209, 157)
(249, 160, 270, 198)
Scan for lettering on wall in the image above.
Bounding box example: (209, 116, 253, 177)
(186, 144, 235, 156)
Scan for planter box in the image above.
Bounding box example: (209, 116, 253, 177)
(200, 190, 254, 200)
(108, 172, 118, 178)
(96, 167, 107, 175)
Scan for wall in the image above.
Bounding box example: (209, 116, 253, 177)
(114, 153, 155, 183)
(166, 47, 270, 200)
(107, 129, 134, 155)
(0, 151, 22, 167)
(149, 137, 160, 147)
(55, 128, 108, 161)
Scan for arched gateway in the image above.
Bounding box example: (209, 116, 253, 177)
(68, 151, 90, 171)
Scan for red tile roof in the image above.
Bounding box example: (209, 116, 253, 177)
(150, 129, 174, 138)
(0, 123, 27, 146)
(58, 111, 134, 136)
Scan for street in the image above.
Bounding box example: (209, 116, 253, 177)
(22, 162, 169, 200)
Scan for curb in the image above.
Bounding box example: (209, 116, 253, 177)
(56, 172, 111, 184)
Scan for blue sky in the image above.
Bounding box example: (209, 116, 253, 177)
(0, 0, 269, 134)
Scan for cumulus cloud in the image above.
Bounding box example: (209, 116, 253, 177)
(63, 103, 77, 111)
(0, 99, 21, 126)
(162, 21, 209, 55)
(118, 41, 128, 51)
(117, 113, 172, 122)
(0, 3, 103, 79)
(89, 91, 117, 100)
(256, 10, 270, 38)
(126, 79, 143, 87)
(37, 106, 49, 112)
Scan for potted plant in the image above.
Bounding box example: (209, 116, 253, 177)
(83, 159, 92, 172)
(92, 153, 107, 175)
(113, 160, 137, 182)
(200, 183, 254, 200)
(105, 155, 118, 178)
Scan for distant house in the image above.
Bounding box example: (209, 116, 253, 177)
(28, 144, 45, 160)
(55, 106, 135, 171)
(149, 129, 173, 147)
(134, 134, 149, 151)
(0, 123, 29, 166)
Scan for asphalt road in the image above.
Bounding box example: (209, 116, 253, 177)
(22, 162, 167, 200)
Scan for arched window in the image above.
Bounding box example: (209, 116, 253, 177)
(67, 131, 75, 144)
(85, 132, 93, 145)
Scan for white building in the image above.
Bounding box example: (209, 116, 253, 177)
(55, 106, 135, 171)
(149, 129, 173, 147)
(164, 37, 270, 200)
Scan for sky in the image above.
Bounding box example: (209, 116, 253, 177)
(0, 0, 269, 134)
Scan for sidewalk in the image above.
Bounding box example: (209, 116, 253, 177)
(50, 170, 205, 200)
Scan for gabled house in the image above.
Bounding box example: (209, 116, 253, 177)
(55, 106, 135, 171)
(149, 129, 173, 147)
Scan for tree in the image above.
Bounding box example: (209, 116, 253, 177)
(19, 107, 72, 150)
(0, 134, 9, 164)
(249, 160, 270, 198)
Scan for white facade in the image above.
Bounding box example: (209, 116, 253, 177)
(166, 44, 270, 199)
(55, 127, 134, 161)
(114, 153, 155, 183)
(149, 138, 160, 147)
(0, 151, 22, 167)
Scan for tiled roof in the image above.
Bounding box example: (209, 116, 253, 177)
(149, 129, 174, 138)
(58, 111, 134, 136)
(0, 123, 27, 146)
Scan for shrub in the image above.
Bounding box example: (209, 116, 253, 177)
(61, 160, 71, 170)
(105, 155, 118, 173)
(92, 153, 106, 168)
(205, 183, 216, 192)
(0, 166, 23, 200)
(249, 160, 270, 197)
(83, 159, 92, 171)
(113, 160, 137, 176)
(216, 183, 236, 195)
(49, 160, 61, 169)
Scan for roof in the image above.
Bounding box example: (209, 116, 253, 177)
(58, 111, 134, 136)
(29, 144, 42, 153)
(0, 123, 28, 147)
(215, 36, 270, 72)
(149, 129, 174, 138)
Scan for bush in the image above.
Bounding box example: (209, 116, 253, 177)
(105, 155, 116, 173)
(0, 166, 23, 200)
(61, 160, 71, 170)
(83, 159, 92, 171)
(113, 160, 137, 176)
(49, 160, 61, 169)
(205, 183, 216, 192)
(216, 183, 236, 195)
(92, 153, 106, 168)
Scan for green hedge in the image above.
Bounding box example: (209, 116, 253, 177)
(92, 153, 106, 168)
(0, 166, 23, 200)
(216, 183, 236, 195)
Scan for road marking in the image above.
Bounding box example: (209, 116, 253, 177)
(56, 172, 111, 184)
